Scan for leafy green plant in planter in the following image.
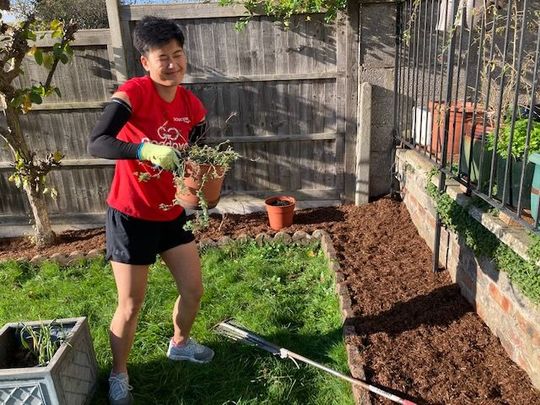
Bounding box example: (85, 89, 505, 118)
(487, 116, 540, 160)
(159, 141, 241, 232)
(18, 320, 70, 367)
(486, 116, 540, 209)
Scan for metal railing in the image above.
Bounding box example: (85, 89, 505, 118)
(393, 0, 540, 270)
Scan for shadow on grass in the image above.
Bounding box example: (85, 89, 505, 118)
(89, 328, 354, 405)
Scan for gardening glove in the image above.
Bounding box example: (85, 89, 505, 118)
(137, 143, 180, 171)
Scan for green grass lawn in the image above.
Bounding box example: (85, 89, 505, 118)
(0, 240, 354, 405)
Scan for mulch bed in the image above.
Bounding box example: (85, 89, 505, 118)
(1, 198, 539, 404)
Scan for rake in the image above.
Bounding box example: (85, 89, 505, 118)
(214, 320, 417, 405)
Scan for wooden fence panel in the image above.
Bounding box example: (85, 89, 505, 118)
(0, 2, 359, 223)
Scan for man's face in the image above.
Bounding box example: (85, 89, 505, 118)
(141, 39, 187, 87)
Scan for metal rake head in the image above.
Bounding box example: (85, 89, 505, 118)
(213, 319, 281, 356)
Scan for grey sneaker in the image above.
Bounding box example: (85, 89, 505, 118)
(167, 338, 215, 363)
(108, 372, 133, 405)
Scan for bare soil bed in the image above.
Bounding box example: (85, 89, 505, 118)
(1, 198, 539, 404)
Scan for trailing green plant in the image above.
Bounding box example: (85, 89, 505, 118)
(486, 117, 540, 160)
(158, 141, 241, 232)
(218, 0, 347, 30)
(426, 169, 540, 303)
(19, 320, 70, 366)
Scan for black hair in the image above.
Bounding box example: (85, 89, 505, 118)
(133, 16, 185, 56)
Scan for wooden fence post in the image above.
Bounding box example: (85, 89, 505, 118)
(105, 0, 128, 84)
(355, 82, 371, 205)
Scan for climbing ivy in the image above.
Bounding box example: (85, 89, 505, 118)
(426, 169, 540, 303)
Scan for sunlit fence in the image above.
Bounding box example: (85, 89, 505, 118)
(394, 0, 540, 230)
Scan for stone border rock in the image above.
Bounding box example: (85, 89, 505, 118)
(22, 248, 107, 267)
(3, 230, 368, 403)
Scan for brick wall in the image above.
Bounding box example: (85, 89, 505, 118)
(395, 148, 540, 390)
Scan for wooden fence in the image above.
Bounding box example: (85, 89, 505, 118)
(0, 1, 360, 223)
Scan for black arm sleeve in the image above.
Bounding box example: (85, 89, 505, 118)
(189, 120, 208, 145)
(87, 98, 140, 159)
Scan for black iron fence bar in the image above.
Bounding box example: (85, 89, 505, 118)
(456, 6, 476, 184)
(398, 1, 408, 138)
(508, 0, 529, 216)
(414, 1, 426, 146)
(450, 5, 468, 174)
(404, 0, 415, 144)
(433, 0, 458, 272)
(466, 11, 486, 193)
(426, 0, 437, 160)
(476, 6, 499, 193)
(411, 0, 423, 147)
(429, 0, 442, 161)
(418, 0, 430, 150)
(503, 0, 529, 214)
(488, 2, 514, 200)
(395, 2, 402, 136)
(393, 2, 402, 141)
(398, 3, 410, 138)
(518, 19, 540, 221)
(435, 2, 450, 165)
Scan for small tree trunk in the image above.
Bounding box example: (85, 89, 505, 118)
(24, 183, 56, 247)
(5, 106, 56, 247)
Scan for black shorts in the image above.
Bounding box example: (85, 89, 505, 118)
(105, 207, 195, 265)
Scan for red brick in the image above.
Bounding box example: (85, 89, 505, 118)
(516, 312, 540, 348)
(488, 283, 512, 313)
(508, 329, 524, 349)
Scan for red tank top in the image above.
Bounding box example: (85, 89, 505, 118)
(106, 76, 207, 221)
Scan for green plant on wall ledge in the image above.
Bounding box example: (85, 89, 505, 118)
(425, 169, 540, 303)
(218, 0, 347, 29)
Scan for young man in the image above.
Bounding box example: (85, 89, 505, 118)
(88, 16, 213, 405)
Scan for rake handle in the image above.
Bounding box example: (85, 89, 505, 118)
(281, 349, 417, 405)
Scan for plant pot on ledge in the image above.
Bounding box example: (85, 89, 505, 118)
(265, 195, 296, 231)
(0, 317, 97, 405)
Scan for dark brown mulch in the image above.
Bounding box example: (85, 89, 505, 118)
(1, 198, 539, 404)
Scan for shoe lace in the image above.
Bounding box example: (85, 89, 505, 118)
(109, 374, 133, 400)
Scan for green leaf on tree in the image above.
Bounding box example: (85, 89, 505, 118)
(34, 49, 43, 65)
(43, 53, 54, 70)
(51, 29, 63, 39)
(64, 44, 73, 57)
(50, 19, 62, 31)
(29, 92, 42, 105)
(52, 151, 64, 162)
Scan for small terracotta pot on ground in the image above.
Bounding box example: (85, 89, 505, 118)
(176, 163, 225, 210)
(264, 195, 296, 231)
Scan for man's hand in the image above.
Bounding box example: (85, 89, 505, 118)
(137, 143, 180, 171)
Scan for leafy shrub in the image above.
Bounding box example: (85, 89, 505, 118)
(487, 117, 540, 160)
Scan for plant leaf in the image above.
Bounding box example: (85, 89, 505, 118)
(34, 49, 43, 65)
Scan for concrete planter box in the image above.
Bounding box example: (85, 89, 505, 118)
(0, 317, 97, 405)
